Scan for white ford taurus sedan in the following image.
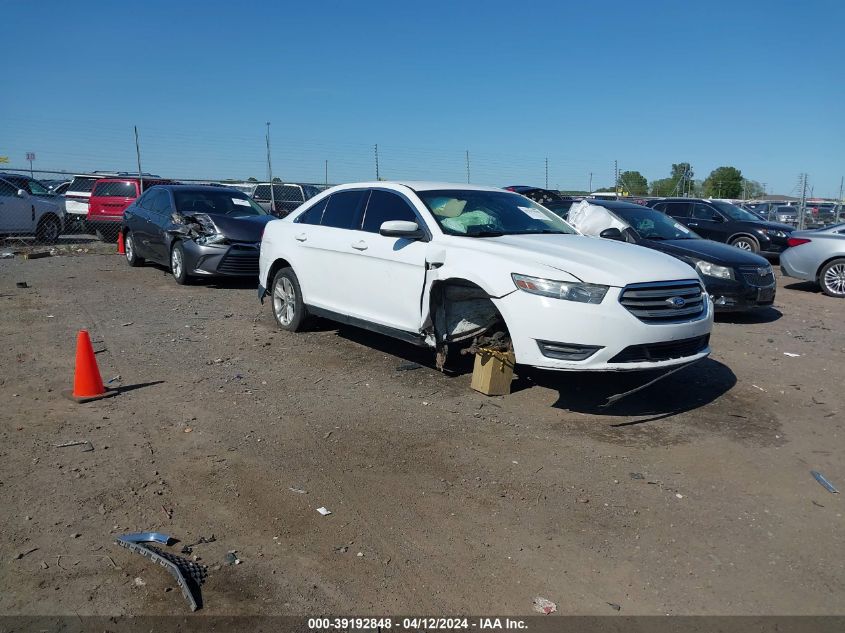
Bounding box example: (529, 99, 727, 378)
(258, 182, 714, 371)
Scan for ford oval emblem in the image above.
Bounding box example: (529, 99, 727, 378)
(666, 296, 686, 308)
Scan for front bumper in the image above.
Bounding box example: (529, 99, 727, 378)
(492, 285, 713, 371)
(182, 240, 260, 277)
(703, 275, 776, 312)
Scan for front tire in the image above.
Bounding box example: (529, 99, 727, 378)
(124, 230, 144, 267)
(36, 215, 61, 244)
(271, 267, 307, 331)
(819, 258, 845, 298)
(171, 242, 191, 285)
(730, 235, 759, 253)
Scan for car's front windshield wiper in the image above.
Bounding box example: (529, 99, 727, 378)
(518, 229, 566, 235)
(464, 230, 507, 238)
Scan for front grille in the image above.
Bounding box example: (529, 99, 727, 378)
(739, 266, 775, 287)
(609, 335, 710, 363)
(218, 243, 259, 275)
(618, 280, 706, 323)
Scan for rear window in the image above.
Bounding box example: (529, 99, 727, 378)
(92, 181, 138, 197)
(68, 177, 99, 193)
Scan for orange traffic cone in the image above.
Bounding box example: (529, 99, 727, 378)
(64, 330, 117, 403)
(117, 231, 125, 254)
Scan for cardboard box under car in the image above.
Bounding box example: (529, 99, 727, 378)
(470, 349, 515, 396)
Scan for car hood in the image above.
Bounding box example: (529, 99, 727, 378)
(642, 238, 770, 267)
(448, 233, 700, 287)
(206, 213, 274, 242)
(736, 220, 794, 232)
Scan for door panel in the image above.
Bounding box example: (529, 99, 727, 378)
(0, 184, 30, 232)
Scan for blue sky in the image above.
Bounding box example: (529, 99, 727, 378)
(2, 0, 843, 196)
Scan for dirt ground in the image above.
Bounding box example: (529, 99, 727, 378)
(1, 247, 843, 617)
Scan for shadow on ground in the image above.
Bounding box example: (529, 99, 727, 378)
(784, 280, 821, 295)
(715, 306, 782, 324)
(515, 358, 737, 421)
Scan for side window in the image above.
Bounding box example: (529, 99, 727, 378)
(136, 190, 155, 209)
(664, 202, 691, 218)
(651, 202, 666, 212)
(253, 185, 271, 201)
(320, 190, 367, 230)
(692, 203, 717, 220)
(0, 180, 16, 197)
(142, 190, 162, 211)
(275, 185, 304, 202)
(296, 196, 329, 225)
(153, 191, 172, 215)
(361, 189, 419, 233)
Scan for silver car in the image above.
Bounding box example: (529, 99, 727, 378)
(781, 224, 845, 297)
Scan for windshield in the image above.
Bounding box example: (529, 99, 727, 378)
(174, 190, 268, 216)
(417, 189, 576, 237)
(711, 200, 762, 222)
(614, 207, 700, 240)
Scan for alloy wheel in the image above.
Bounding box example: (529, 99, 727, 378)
(171, 246, 183, 279)
(125, 233, 134, 261)
(823, 263, 845, 296)
(274, 276, 296, 326)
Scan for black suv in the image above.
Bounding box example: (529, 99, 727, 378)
(645, 198, 793, 255)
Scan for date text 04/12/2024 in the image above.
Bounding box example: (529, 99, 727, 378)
(307, 618, 528, 630)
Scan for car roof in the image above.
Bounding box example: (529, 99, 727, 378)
(588, 199, 653, 211)
(152, 184, 246, 193)
(330, 181, 506, 193)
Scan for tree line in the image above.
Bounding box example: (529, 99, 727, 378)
(596, 163, 765, 198)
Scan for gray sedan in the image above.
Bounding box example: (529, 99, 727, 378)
(780, 224, 845, 297)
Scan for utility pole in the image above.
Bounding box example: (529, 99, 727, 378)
(465, 150, 470, 184)
(266, 122, 275, 213)
(374, 144, 380, 180)
(325, 160, 328, 187)
(133, 127, 143, 192)
(588, 172, 593, 193)
(26, 152, 35, 178)
(798, 173, 808, 231)
(836, 176, 843, 224)
(545, 157, 549, 189)
(614, 160, 619, 194)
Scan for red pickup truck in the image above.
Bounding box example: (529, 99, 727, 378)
(87, 177, 171, 241)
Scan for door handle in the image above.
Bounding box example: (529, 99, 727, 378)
(351, 240, 368, 251)
(295, 233, 307, 242)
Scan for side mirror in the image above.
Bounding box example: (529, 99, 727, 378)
(712, 214, 725, 222)
(379, 220, 425, 239)
(599, 227, 624, 241)
(16, 189, 27, 198)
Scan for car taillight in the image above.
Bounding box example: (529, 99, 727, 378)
(787, 237, 811, 247)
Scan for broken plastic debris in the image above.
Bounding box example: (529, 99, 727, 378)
(675, 493, 684, 499)
(533, 596, 557, 615)
(288, 487, 307, 494)
(751, 385, 766, 392)
(811, 470, 839, 494)
(783, 352, 801, 358)
(317, 507, 332, 516)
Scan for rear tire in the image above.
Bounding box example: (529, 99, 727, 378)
(171, 241, 191, 285)
(36, 215, 61, 244)
(730, 235, 759, 253)
(271, 267, 307, 331)
(124, 230, 144, 267)
(819, 258, 845, 298)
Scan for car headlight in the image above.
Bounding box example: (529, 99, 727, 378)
(512, 273, 608, 304)
(192, 213, 228, 246)
(694, 260, 734, 280)
(770, 230, 787, 238)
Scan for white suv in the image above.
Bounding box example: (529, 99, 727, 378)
(258, 182, 714, 371)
